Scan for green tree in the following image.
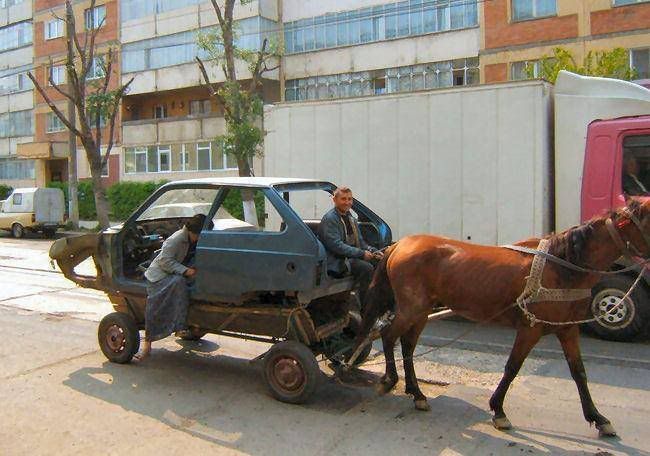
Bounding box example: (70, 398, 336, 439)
(28, 0, 133, 229)
(526, 47, 636, 83)
(195, 0, 280, 225)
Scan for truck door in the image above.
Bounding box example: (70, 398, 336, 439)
(192, 187, 321, 301)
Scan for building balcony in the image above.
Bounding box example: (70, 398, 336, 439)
(122, 114, 226, 146)
(16, 140, 68, 160)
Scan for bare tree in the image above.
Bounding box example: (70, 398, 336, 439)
(195, 0, 280, 178)
(28, 0, 133, 229)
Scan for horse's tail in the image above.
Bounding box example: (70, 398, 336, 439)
(351, 243, 397, 353)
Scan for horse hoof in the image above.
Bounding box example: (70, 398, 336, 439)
(597, 423, 617, 438)
(414, 399, 430, 411)
(375, 382, 394, 395)
(492, 416, 512, 430)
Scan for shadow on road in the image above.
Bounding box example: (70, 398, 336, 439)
(61, 341, 637, 455)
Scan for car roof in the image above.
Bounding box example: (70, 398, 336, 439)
(167, 177, 327, 188)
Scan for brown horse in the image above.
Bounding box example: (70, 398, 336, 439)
(353, 198, 650, 437)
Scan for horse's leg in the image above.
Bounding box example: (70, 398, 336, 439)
(376, 325, 401, 395)
(490, 326, 542, 430)
(555, 325, 616, 437)
(401, 318, 429, 411)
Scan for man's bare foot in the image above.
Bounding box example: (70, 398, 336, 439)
(133, 341, 151, 362)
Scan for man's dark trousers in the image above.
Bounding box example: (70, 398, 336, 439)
(349, 258, 374, 310)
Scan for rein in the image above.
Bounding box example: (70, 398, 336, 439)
(503, 212, 650, 327)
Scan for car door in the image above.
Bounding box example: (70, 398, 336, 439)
(192, 186, 322, 301)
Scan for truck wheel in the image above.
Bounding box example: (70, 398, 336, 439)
(586, 275, 650, 342)
(11, 223, 24, 239)
(263, 340, 320, 404)
(98, 312, 140, 363)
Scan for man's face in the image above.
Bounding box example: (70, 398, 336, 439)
(188, 231, 199, 244)
(627, 158, 640, 175)
(333, 191, 353, 213)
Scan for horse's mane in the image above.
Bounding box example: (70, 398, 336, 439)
(544, 199, 644, 274)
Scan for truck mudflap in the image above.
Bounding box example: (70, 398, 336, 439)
(49, 234, 108, 291)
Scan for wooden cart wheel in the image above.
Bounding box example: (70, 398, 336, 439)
(263, 340, 320, 404)
(98, 312, 140, 364)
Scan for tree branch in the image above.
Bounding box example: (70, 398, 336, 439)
(103, 77, 134, 165)
(27, 71, 84, 139)
(196, 56, 227, 108)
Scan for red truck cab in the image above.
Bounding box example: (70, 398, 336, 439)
(580, 115, 650, 341)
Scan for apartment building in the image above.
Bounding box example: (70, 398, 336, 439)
(0, 0, 35, 188)
(17, 0, 121, 187)
(118, 0, 280, 182)
(281, 0, 481, 102)
(481, 0, 650, 82)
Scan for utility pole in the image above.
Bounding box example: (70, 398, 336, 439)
(65, 3, 79, 229)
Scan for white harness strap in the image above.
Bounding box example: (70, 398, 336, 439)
(513, 239, 592, 326)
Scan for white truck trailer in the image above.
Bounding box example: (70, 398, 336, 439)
(263, 71, 650, 341)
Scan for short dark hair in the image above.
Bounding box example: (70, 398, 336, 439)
(185, 214, 213, 234)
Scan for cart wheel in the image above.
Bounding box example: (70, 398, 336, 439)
(263, 340, 320, 404)
(98, 312, 140, 364)
(177, 327, 207, 341)
(11, 223, 24, 239)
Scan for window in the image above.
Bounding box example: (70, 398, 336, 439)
(511, 60, 540, 80)
(45, 19, 64, 39)
(86, 112, 107, 128)
(0, 67, 33, 95)
(1, 0, 25, 7)
(101, 159, 109, 177)
(0, 159, 34, 179)
(631, 48, 650, 79)
(153, 105, 167, 119)
(621, 136, 650, 197)
(285, 58, 479, 101)
(512, 0, 556, 21)
(49, 65, 66, 85)
(614, 0, 650, 5)
(137, 187, 220, 222)
(158, 145, 171, 172)
(12, 193, 22, 205)
(121, 18, 279, 73)
(125, 141, 237, 174)
(87, 57, 105, 80)
(0, 21, 32, 52)
(46, 113, 65, 133)
(283, 1, 478, 54)
(189, 99, 211, 116)
(0, 109, 33, 138)
(213, 188, 284, 232)
(85, 5, 106, 30)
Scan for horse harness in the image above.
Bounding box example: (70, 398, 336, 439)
(503, 211, 649, 327)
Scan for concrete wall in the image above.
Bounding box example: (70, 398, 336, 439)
(122, 116, 227, 146)
(264, 81, 553, 245)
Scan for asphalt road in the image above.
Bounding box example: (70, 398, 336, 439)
(1, 234, 650, 455)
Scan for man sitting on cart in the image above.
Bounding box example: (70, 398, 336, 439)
(135, 213, 213, 361)
(318, 187, 383, 309)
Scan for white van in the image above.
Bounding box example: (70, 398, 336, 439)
(0, 188, 65, 238)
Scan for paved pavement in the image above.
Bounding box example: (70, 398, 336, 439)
(1, 234, 650, 455)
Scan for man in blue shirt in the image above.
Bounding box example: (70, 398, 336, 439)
(318, 187, 383, 309)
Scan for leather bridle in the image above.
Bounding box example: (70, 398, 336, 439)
(605, 208, 650, 260)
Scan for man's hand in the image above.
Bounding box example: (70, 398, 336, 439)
(373, 250, 384, 260)
(183, 267, 197, 278)
(363, 251, 374, 261)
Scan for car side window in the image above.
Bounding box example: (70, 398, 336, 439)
(213, 188, 286, 233)
(12, 193, 22, 205)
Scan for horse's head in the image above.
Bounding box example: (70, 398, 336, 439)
(610, 197, 650, 259)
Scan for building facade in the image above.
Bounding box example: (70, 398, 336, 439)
(481, 0, 650, 82)
(0, 0, 35, 188)
(19, 0, 121, 187)
(1, 0, 649, 188)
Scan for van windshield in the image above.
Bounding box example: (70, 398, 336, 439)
(622, 135, 650, 198)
